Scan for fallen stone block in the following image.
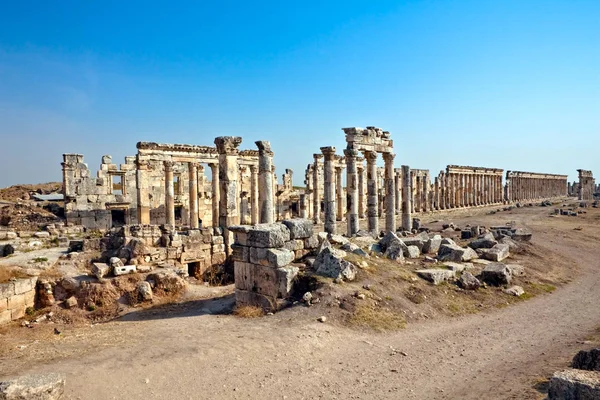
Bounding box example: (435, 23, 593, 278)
(572, 348, 600, 371)
(548, 368, 600, 400)
(109, 257, 124, 268)
(480, 243, 510, 262)
(313, 247, 357, 281)
(402, 238, 426, 252)
(91, 263, 110, 280)
(438, 244, 478, 262)
(33, 231, 50, 238)
(383, 238, 406, 262)
(512, 228, 532, 242)
(503, 285, 524, 296)
(416, 269, 455, 285)
(406, 245, 421, 259)
(506, 264, 525, 277)
(468, 233, 498, 250)
(329, 234, 350, 246)
(443, 262, 473, 272)
(282, 219, 313, 240)
(458, 272, 481, 290)
(422, 235, 442, 254)
(0, 373, 65, 400)
(481, 263, 512, 286)
(64, 296, 78, 309)
(113, 265, 137, 276)
(378, 231, 401, 252)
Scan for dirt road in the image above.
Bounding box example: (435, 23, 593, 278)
(2, 206, 599, 399)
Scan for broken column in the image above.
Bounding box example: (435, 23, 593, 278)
(321, 146, 337, 234)
(401, 165, 411, 231)
(344, 148, 359, 236)
(383, 152, 396, 233)
(364, 151, 379, 234)
(189, 162, 199, 229)
(256, 141, 274, 224)
(164, 161, 175, 227)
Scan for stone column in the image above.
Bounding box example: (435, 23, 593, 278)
(383, 152, 396, 233)
(411, 172, 417, 213)
(394, 170, 401, 215)
(272, 166, 277, 221)
(164, 161, 175, 227)
(299, 193, 307, 219)
(250, 164, 259, 225)
(210, 163, 219, 228)
(363, 151, 379, 234)
(215, 136, 242, 239)
(357, 163, 366, 219)
(321, 147, 337, 234)
(401, 165, 412, 231)
(256, 141, 274, 224)
(344, 148, 359, 236)
(188, 162, 199, 229)
(313, 154, 323, 224)
(434, 177, 440, 210)
(335, 165, 344, 221)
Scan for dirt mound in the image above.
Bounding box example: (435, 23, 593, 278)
(0, 203, 61, 231)
(0, 182, 62, 202)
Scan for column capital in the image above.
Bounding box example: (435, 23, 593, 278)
(255, 140, 274, 156)
(214, 136, 242, 155)
(249, 164, 258, 173)
(320, 146, 337, 160)
(363, 150, 378, 163)
(382, 152, 396, 162)
(164, 160, 174, 170)
(343, 148, 359, 159)
(313, 153, 324, 161)
(188, 161, 199, 169)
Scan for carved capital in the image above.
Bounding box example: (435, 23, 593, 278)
(214, 136, 242, 155)
(320, 146, 337, 161)
(363, 150, 378, 163)
(255, 140, 274, 156)
(164, 161, 174, 170)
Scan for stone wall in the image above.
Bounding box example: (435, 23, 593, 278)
(230, 219, 317, 312)
(0, 278, 37, 324)
(62, 154, 138, 230)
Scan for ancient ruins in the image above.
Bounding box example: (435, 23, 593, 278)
(46, 126, 600, 313)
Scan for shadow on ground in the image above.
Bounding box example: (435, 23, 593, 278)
(118, 293, 235, 322)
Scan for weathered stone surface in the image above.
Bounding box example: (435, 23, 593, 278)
(232, 224, 291, 248)
(33, 231, 50, 239)
(313, 247, 357, 281)
(137, 281, 153, 301)
(441, 238, 456, 246)
(113, 265, 136, 276)
(231, 244, 249, 262)
(512, 228, 532, 242)
(0, 373, 65, 400)
(281, 219, 313, 240)
(406, 245, 421, 259)
(416, 269, 455, 285)
(316, 238, 332, 255)
(147, 271, 187, 294)
(64, 296, 78, 309)
(480, 244, 510, 262)
(443, 262, 473, 272)
(458, 272, 481, 290)
(383, 238, 406, 262)
(378, 231, 400, 252)
(109, 257, 123, 268)
(499, 236, 519, 250)
(572, 348, 600, 371)
(91, 263, 110, 280)
(283, 240, 304, 252)
(506, 264, 525, 277)
(503, 285, 524, 296)
(249, 247, 294, 268)
(329, 234, 350, 246)
(481, 263, 512, 286)
(468, 233, 498, 250)
(548, 369, 600, 399)
(402, 238, 426, 252)
(422, 235, 442, 254)
(438, 244, 478, 262)
(276, 265, 299, 298)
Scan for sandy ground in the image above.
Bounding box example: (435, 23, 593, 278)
(1, 204, 600, 399)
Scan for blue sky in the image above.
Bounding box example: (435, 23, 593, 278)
(0, 0, 598, 187)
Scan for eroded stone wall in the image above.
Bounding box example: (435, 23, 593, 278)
(0, 278, 37, 324)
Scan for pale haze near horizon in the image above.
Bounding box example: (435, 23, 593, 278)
(0, 0, 598, 188)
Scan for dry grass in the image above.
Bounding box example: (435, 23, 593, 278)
(0, 267, 30, 283)
(233, 305, 264, 318)
(347, 303, 406, 331)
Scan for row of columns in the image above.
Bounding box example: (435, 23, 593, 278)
(162, 138, 277, 232)
(437, 173, 504, 209)
(507, 176, 567, 201)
